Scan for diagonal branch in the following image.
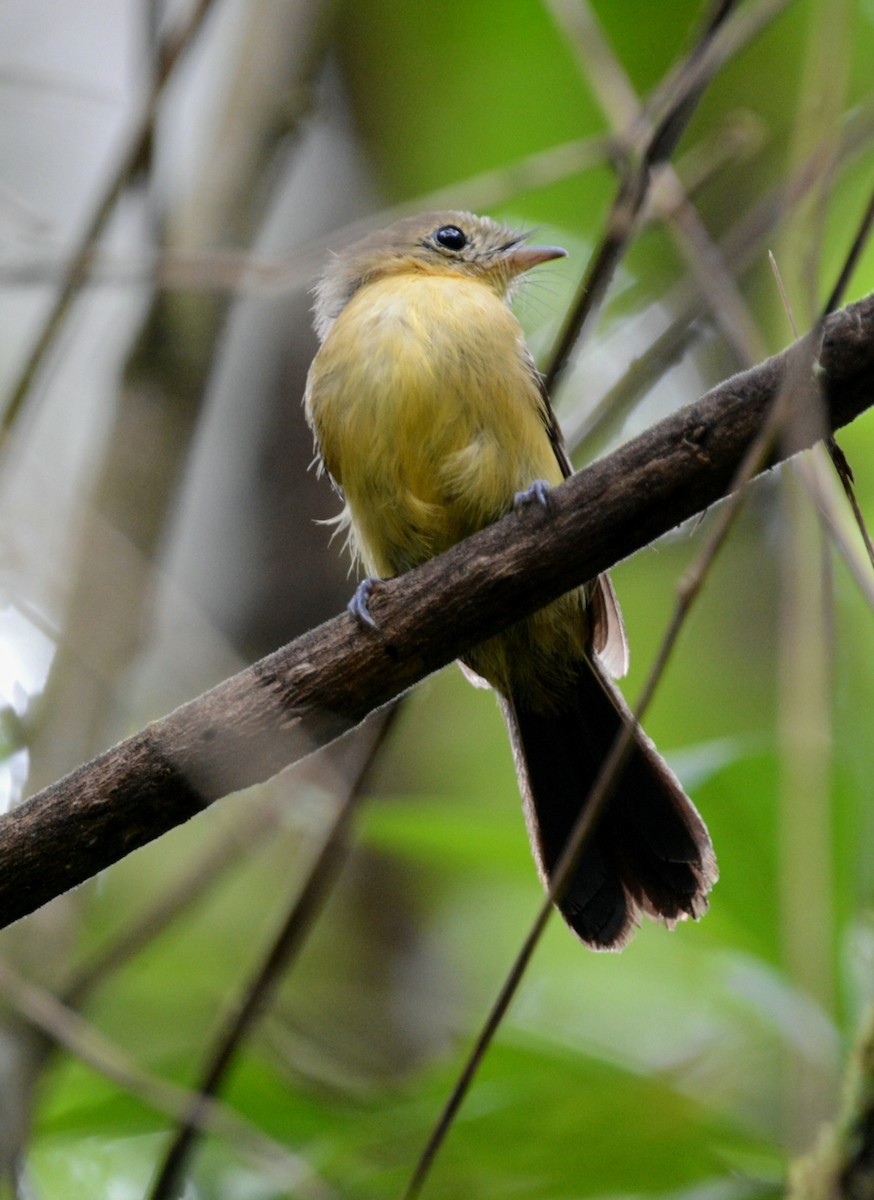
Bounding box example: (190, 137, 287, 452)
(0, 292, 872, 930)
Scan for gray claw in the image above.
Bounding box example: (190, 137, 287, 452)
(348, 577, 381, 630)
(514, 479, 551, 510)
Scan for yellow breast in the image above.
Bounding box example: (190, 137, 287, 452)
(304, 272, 563, 577)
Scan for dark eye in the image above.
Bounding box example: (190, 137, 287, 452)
(434, 225, 467, 251)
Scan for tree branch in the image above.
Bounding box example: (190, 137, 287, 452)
(1, 293, 873, 929)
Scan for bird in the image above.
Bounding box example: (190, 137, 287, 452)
(303, 210, 717, 950)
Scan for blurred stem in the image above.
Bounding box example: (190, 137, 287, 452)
(148, 706, 398, 1200)
(548, 0, 764, 368)
(0, 0, 220, 446)
(789, 1002, 874, 1200)
(543, 0, 743, 393)
(0, 957, 319, 1186)
(777, 463, 837, 1149)
(25, 289, 221, 791)
(570, 104, 874, 455)
(779, 0, 853, 323)
(772, 180, 874, 1151)
(26, 0, 332, 789)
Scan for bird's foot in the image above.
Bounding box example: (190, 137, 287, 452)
(514, 479, 552, 511)
(348, 577, 382, 630)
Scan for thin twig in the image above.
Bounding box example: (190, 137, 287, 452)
(547, 0, 764, 369)
(771, 232, 874, 584)
(545, 0, 777, 393)
(0, 291, 872, 931)
(798, 449, 874, 612)
(147, 707, 398, 1200)
(401, 280, 821, 1200)
(821, 183, 874, 321)
(0, 957, 327, 1195)
(0, 0, 220, 446)
(63, 791, 286, 1008)
(401, 163, 874, 1200)
(567, 103, 874, 452)
(818, 186, 874, 571)
(826, 443, 874, 575)
(0, 118, 758, 297)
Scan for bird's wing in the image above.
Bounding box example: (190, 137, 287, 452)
(529, 356, 629, 679)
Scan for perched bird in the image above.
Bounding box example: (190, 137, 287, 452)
(304, 210, 717, 949)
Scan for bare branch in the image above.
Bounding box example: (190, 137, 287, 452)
(0, 293, 872, 930)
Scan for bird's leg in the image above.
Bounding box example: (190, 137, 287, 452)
(513, 479, 552, 510)
(348, 577, 382, 630)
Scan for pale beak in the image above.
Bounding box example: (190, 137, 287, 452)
(503, 243, 567, 274)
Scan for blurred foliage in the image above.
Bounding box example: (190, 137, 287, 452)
(1, 0, 874, 1198)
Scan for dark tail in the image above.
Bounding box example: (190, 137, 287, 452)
(502, 661, 717, 950)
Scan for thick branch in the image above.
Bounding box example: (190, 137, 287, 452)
(1, 294, 873, 928)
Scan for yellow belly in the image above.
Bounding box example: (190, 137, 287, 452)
(304, 270, 588, 702)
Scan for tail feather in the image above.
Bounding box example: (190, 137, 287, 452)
(502, 661, 717, 951)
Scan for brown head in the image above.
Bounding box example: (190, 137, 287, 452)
(313, 210, 566, 341)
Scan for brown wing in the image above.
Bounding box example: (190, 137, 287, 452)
(527, 354, 629, 679)
(527, 352, 574, 482)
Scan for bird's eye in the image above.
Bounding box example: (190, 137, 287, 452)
(434, 225, 467, 251)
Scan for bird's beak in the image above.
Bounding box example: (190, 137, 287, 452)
(503, 243, 567, 274)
